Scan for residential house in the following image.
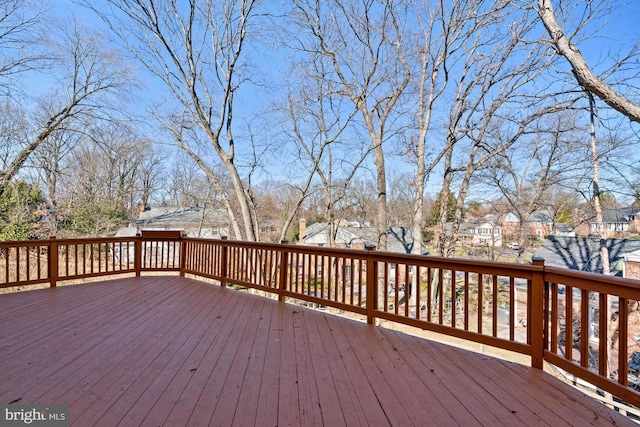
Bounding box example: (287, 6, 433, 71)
(501, 210, 573, 242)
(456, 215, 503, 247)
(576, 207, 640, 238)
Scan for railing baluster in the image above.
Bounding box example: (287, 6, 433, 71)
(580, 289, 589, 368)
(509, 277, 515, 341)
(16, 246, 21, 282)
(598, 293, 607, 376)
(415, 266, 421, 321)
(426, 267, 432, 321)
(464, 271, 469, 330)
(451, 270, 457, 328)
(25, 246, 30, 281)
(477, 273, 483, 334)
(4, 248, 9, 284)
(37, 244, 42, 280)
(394, 264, 399, 315)
(565, 285, 573, 359)
(492, 275, 498, 337)
(618, 297, 629, 387)
(404, 263, 410, 318)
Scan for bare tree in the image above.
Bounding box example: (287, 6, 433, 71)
(431, 4, 563, 257)
(0, 20, 131, 196)
(287, 0, 412, 250)
(86, 0, 263, 241)
(280, 76, 372, 245)
(163, 151, 217, 207)
(338, 178, 378, 228)
(585, 93, 612, 274)
(482, 112, 585, 261)
(59, 122, 161, 236)
(407, 0, 512, 258)
(0, 0, 45, 94)
(537, 0, 640, 123)
(31, 124, 83, 235)
(0, 101, 28, 169)
(137, 149, 165, 209)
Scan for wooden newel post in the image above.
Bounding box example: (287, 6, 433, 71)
(220, 236, 228, 287)
(134, 233, 142, 277)
(49, 236, 58, 288)
(530, 256, 545, 369)
(365, 244, 377, 325)
(278, 239, 289, 302)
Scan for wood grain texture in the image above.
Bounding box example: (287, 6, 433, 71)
(0, 276, 634, 426)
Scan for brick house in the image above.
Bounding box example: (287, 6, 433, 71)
(501, 211, 556, 242)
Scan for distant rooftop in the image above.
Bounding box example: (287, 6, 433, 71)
(534, 236, 640, 276)
(303, 222, 427, 254)
(117, 206, 229, 239)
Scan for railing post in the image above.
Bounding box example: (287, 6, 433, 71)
(49, 236, 58, 288)
(365, 244, 377, 325)
(278, 239, 289, 302)
(134, 233, 142, 277)
(179, 232, 187, 277)
(220, 236, 228, 287)
(530, 256, 545, 369)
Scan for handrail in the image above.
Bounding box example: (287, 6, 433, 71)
(1, 233, 639, 408)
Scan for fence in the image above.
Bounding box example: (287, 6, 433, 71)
(1, 232, 639, 408)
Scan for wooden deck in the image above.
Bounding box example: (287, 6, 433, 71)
(0, 276, 634, 426)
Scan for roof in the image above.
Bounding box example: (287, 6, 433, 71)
(137, 206, 227, 227)
(116, 206, 229, 238)
(528, 210, 553, 223)
(534, 236, 640, 276)
(303, 222, 427, 254)
(504, 210, 553, 224)
(600, 207, 640, 223)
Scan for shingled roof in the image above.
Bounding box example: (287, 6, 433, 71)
(303, 222, 427, 254)
(534, 236, 640, 276)
(116, 206, 229, 239)
(600, 207, 640, 223)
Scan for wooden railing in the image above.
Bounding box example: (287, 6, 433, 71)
(1, 232, 639, 408)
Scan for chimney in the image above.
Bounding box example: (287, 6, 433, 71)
(138, 202, 146, 218)
(299, 218, 307, 245)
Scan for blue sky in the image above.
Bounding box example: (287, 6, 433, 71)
(29, 0, 640, 204)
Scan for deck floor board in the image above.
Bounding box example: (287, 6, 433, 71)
(0, 276, 635, 426)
